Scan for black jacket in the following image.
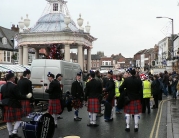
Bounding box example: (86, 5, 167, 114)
(54, 79, 63, 99)
(104, 78, 115, 102)
(119, 76, 142, 100)
(45, 80, 61, 99)
(1, 82, 27, 108)
(151, 79, 161, 96)
(85, 79, 102, 101)
(71, 80, 84, 99)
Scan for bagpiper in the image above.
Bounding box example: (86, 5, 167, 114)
(17, 69, 34, 117)
(85, 71, 102, 127)
(1, 71, 32, 138)
(71, 72, 84, 121)
(45, 72, 62, 128)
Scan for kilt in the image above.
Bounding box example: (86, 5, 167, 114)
(71, 99, 83, 110)
(48, 99, 62, 114)
(87, 98, 100, 113)
(21, 100, 32, 117)
(3, 106, 22, 122)
(124, 100, 142, 114)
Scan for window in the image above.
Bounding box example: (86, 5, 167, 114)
(2, 37, 7, 45)
(4, 51, 6, 61)
(53, 3, 58, 11)
(97, 63, 99, 67)
(4, 51, 11, 62)
(105, 62, 108, 65)
(109, 62, 111, 65)
(93, 63, 96, 67)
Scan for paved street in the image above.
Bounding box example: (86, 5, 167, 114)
(0, 98, 170, 138)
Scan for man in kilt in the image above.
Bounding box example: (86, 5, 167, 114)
(103, 70, 115, 122)
(1, 71, 32, 138)
(71, 72, 84, 121)
(119, 69, 143, 132)
(45, 72, 62, 128)
(54, 73, 63, 119)
(85, 71, 102, 127)
(17, 69, 34, 117)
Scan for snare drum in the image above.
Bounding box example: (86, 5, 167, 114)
(22, 113, 55, 138)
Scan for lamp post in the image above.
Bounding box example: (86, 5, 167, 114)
(156, 16, 174, 70)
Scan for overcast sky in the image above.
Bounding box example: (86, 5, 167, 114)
(1, 0, 179, 57)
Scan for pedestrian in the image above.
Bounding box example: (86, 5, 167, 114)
(119, 69, 142, 132)
(54, 73, 63, 119)
(85, 71, 102, 127)
(151, 75, 160, 109)
(103, 70, 115, 122)
(142, 76, 151, 114)
(1, 71, 32, 138)
(71, 72, 84, 121)
(115, 74, 124, 114)
(95, 70, 103, 117)
(45, 72, 62, 128)
(17, 69, 34, 117)
(163, 71, 169, 96)
(172, 76, 178, 99)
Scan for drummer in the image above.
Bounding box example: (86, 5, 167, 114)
(45, 72, 62, 128)
(1, 71, 32, 138)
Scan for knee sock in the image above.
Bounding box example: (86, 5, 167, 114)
(7, 122, 13, 135)
(12, 121, 21, 134)
(53, 114, 58, 125)
(125, 114, 130, 128)
(134, 114, 140, 128)
(92, 113, 97, 124)
(74, 109, 79, 118)
(89, 112, 92, 124)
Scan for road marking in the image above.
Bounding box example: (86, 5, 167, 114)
(155, 100, 165, 138)
(149, 99, 168, 138)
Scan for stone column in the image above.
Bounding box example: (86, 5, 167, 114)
(82, 48, 85, 71)
(87, 48, 91, 72)
(35, 48, 39, 59)
(18, 46, 23, 65)
(78, 45, 83, 70)
(64, 44, 70, 61)
(23, 45, 28, 65)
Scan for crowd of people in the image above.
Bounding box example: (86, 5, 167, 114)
(1, 68, 179, 137)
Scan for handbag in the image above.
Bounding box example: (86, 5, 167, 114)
(124, 95, 130, 105)
(1, 98, 9, 106)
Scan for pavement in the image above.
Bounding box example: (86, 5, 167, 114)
(167, 98, 179, 138)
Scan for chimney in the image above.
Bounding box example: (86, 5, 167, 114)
(11, 24, 19, 33)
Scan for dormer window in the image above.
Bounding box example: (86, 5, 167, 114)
(2, 37, 7, 45)
(53, 3, 58, 11)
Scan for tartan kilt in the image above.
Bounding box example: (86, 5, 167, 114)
(124, 100, 142, 114)
(87, 98, 100, 113)
(48, 99, 62, 114)
(71, 99, 83, 110)
(3, 106, 22, 122)
(21, 100, 32, 117)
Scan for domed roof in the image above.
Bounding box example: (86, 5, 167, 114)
(30, 13, 79, 33)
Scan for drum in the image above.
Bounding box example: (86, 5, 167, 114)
(22, 112, 55, 138)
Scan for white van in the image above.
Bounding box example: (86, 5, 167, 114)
(30, 59, 81, 101)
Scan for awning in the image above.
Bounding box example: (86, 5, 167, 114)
(0, 64, 30, 73)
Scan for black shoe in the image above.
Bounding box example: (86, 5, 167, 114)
(105, 118, 113, 122)
(74, 118, 81, 121)
(57, 116, 63, 119)
(93, 124, 99, 127)
(55, 124, 57, 128)
(125, 128, 130, 132)
(77, 117, 82, 119)
(87, 123, 93, 127)
(134, 128, 138, 132)
(11, 134, 21, 138)
(9, 135, 13, 138)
